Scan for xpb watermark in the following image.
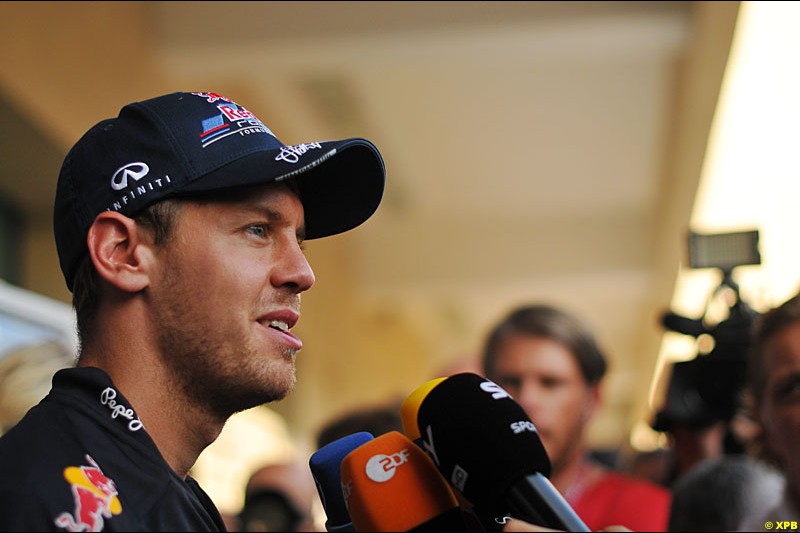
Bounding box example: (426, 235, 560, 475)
(765, 521, 798, 530)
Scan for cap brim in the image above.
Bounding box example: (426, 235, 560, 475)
(181, 138, 385, 239)
(294, 140, 386, 239)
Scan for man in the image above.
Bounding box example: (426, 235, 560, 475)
(668, 455, 784, 532)
(0, 91, 385, 531)
(738, 292, 800, 529)
(482, 304, 671, 532)
(237, 461, 319, 532)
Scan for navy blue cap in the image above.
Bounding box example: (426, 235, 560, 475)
(54, 91, 385, 291)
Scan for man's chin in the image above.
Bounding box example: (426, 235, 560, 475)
(269, 369, 297, 401)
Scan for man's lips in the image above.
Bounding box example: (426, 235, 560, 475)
(259, 309, 302, 350)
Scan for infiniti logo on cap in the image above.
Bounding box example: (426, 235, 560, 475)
(111, 162, 150, 191)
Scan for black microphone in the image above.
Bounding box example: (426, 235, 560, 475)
(309, 431, 375, 532)
(404, 372, 590, 532)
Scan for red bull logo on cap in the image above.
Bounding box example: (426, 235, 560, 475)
(191, 91, 275, 149)
(54, 455, 122, 532)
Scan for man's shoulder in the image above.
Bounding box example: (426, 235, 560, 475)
(0, 403, 89, 487)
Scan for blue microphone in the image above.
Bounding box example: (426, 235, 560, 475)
(309, 431, 374, 532)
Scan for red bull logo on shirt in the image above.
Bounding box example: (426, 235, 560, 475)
(54, 455, 122, 532)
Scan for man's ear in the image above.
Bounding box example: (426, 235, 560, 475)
(87, 211, 153, 292)
(583, 383, 602, 423)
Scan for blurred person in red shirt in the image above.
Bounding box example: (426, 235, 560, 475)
(482, 304, 671, 532)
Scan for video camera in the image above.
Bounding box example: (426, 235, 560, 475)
(652, 229, 760, 433)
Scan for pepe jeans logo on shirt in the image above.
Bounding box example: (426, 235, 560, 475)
(99, 387, 143, 432)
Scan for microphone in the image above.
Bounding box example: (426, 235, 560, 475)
(309, 431, 375, 532)
(340, 431, 468, 531)
(405, 372, 590, 532)
(400, 377, 446, 442)
(401, 377, 504, 532)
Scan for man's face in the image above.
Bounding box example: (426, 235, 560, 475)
(488, 334, 597, 473)
(758, 321, 800, 490)
(147, 182, 315, 418)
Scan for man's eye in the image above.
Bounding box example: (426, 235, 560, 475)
(248, 225, 267, 238)
(776, 377, 800, 401)
(540, 377, 564, 389)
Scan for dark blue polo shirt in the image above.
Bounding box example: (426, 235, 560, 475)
(0, 366, 227, 531)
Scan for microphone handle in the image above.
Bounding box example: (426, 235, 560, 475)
(506, 473, 591, 532)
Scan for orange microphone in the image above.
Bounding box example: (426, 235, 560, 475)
(340, 431, 468, 532)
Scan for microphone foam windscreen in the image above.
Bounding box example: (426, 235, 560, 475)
(414, 372, 551, 514)
(400, 377, 447, 441)
(309, 431, 375, 528)
(340, 431, 461, 532)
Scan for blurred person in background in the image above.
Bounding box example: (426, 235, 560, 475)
(668, 455, 783, 532)
(315, 399, 404, 449)
(738, 291, 800, 529)
(622, 448, 671, 487)
(0, 341, 73, 435)
(236, 461, 319, 532)
(482, 304, 671, 531)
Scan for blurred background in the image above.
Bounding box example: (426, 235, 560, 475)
(2, 0, 800, 519)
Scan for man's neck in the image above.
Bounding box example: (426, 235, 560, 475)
(550, 451, 604, 504)
(78, 350, 225, 479)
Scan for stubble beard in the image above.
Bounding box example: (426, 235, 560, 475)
(153, 272, 297, 421)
